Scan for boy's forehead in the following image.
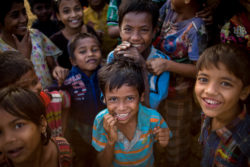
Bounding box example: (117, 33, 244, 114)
(121, 12, 153, 26)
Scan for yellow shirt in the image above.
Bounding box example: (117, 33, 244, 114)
(84, 4, 117, 57)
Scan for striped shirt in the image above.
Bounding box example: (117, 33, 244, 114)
(92, 103, 172, 167)
(107, 46, 170, 109)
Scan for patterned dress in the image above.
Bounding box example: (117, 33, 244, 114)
(0, 29, 62, 88)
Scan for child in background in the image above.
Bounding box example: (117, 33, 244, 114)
(220, 0, 250, 51)
(92, 56, 171, 167)
(84, 0, 117, 57)
(0, 87, 72, 167)
(62, 33, 105, 166)
(107, 0, 170, 109)
(106, 0, 165, 39)
(195, 43, 250, 167)
(151, 0, 208, 165)
(50, 0, 98, 70)
(0, 51, 70, 138)
(0, 0, 66, 89)
(28, 0, 60, 37)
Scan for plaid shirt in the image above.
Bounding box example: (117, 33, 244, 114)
(199, 109, 250, 167)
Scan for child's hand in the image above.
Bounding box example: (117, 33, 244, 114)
(114, 41, 145, 64)
(146, 58, 168, 75)
(153, 127, 170, 148)
(12, 30, 32, 59)
(103, 113, 118, 145)
(52, 66, 69, 86)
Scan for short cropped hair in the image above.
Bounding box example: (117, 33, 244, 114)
(0, 51, 34, 89)
(118, 0, 159, 29)
(98, 56, 145, 97)
(197, 43, 250, 87)
(68, 32, 100, 60)
(0, 87, 51, 145)
(0, 0, 24, 24)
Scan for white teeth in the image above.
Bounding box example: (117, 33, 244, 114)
(132, 44, 141, 48)
(116, 113, 128, 118)
(205, 99, 220, 104)
(71, 20, 79, 23)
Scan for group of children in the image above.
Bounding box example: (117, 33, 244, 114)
(0, 0, 249, 167)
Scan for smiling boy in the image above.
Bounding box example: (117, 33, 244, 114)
(195, 44, 250, 167)
(107, 0, 170, 109)
(92, 57, 171, 167)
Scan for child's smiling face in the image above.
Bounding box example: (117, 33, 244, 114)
(56, 0, 83, 30)
(104, 84, 143, 125)
(2, 2, 28, 37)
(195, 63, 249, 120)
(119, 12, 155, 56)
(0, 109, 44, 165)
(72, 37, 102, 77)
(32, 2, 53, 22)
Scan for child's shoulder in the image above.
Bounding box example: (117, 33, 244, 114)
(139, 104, 163, 120)
(94, 108, 109, 122)
(149, 46, 170, 60)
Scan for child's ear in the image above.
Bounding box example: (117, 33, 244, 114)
(40, 115, 48, 134)
(240, 85, 250, 101)
(69, 57, 76, 66)
(56, 12, 61, 21)
(140, 92, 145, 102)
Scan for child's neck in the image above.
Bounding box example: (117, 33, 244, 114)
(62, 25, 82, 41)
(211, 104, 241, 131)
(14, 140, 57, 167)
(175, 4, 199, 22)
(0, 32, 17, 49)
(117, 116, 137, 141)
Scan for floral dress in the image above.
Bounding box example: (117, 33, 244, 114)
(0, 28, 62, 88)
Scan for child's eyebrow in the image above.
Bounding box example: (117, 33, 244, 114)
(9, 118, 21, 125)
(197, 73, 208, 77)
(220, 77, 234, 82)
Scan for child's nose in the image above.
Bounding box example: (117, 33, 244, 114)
(117, 102, 126, 111)
(3, 132, 17, 145)
(205, 82, 218, 95)
(131, 31, 141, 41)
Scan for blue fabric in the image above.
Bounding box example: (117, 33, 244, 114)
(62, 66, 105, 125)
(199, 111, 250, 167)
(107, 46, 170, 109)
(157, 0, 207, 62)
(92, 103, 172, 167)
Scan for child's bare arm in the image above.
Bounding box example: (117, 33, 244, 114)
(153, 127, 171, 148)
(97, 114, 118, 167)
(148, 59, 197, 78)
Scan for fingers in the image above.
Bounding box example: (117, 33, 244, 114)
(12, 34, 19, 44)
(52, 66, 69, 86)
(153, 127, 170, 147)
(103, 114, 117, 130)
(114, 41, 131, 55)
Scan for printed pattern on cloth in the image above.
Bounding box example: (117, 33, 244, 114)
(0, 28, 62, 88)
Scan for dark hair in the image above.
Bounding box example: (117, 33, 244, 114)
(0, 87, 51, 145)
(98, 56, 145, 97)
(68, 32, 101, 60)
(28, 0, 52, 8)
(0, 0, 24, 24)
(197, 43, 250, 87)
(0, 51, 34, 89)
(118, 0, 159, 29)
(53, 0, 81, 13)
